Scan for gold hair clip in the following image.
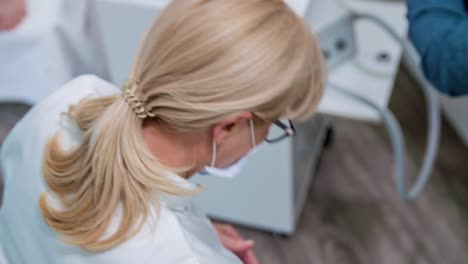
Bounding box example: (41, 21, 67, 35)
(122, 80, 156, 119)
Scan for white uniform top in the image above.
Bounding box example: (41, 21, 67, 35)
(0, 75, 242, 264)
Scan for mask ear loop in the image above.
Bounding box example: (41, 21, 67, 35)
(249, 118, 256, 147)
(210, 138, 217, 167)
(210, 118, 256, 168)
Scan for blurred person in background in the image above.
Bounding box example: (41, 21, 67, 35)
(0, 0, 325, 263)
(0, 0, 26, 31)
(407, 0, 468, 96)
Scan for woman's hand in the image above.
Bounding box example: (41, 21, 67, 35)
(0, 0, 27, 31)
(213, 222, 260, 264)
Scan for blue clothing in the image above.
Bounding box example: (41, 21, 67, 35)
(407, 0, 468, 96)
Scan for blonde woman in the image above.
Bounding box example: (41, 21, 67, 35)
(0, 0, 324, 263)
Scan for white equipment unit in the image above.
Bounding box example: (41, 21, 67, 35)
(315, 0, 408, 122)
(95, 0, 407, 234)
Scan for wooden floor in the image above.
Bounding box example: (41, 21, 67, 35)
(1, 66, 468, 264)
(233, 67, 468, 264)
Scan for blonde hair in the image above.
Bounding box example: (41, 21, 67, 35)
(40, 0, 325, 252)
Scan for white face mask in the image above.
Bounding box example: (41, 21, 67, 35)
(200, 119, 258, 178)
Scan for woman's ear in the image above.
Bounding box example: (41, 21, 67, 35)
(211, 112, 253, 145)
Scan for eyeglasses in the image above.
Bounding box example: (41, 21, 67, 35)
(265, 119, 296, 143)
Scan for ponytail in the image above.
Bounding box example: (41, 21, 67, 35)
(40, 95, 196, 252)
